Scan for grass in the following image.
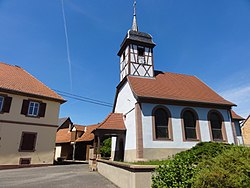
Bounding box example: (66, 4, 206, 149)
(129, 159, 169, 166)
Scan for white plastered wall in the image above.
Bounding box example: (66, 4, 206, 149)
(234, 121, 244, 145)
(141, 103, 235, 149)
(113, 82, 137, 153)
(55, 146, 62, 160)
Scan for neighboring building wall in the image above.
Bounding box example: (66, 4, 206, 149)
(141, 103, 235, 160)
(242, 117, 250, 146)
(113, 82, 137, 161)
(0, 122, 56, 165)
(0, 92, 60, 166)
(0, 93, 60, 125)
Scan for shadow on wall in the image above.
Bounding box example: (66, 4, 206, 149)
(114, 136, 125, 161)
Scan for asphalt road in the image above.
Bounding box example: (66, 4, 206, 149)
(0, 164, 118, 188)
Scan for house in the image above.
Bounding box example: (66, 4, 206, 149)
(0, 62, 65, 169)
(92, 7, 244, 162)
(242, 115, 250, 146)
(55, 117, 99, 161)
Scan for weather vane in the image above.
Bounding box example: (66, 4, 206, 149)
(133, 0, 136, 16)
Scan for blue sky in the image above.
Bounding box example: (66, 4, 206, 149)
(0, 0, 249, 125)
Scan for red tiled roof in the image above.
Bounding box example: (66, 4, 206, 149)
(97, 113, 126, 130)
(76, 124, 99, 142)
(74, 124, 86, 132)
(128, 72, 235, 106)
(231, 110, 244, 120)
(0, 62, 65, 102)
(56, 128, 71, 143)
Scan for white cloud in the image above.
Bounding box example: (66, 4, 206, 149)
(220, 85, 250, 118)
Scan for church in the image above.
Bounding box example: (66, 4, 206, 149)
(93, 3, 243, 162)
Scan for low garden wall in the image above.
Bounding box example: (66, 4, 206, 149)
(97, 159, 157, 188)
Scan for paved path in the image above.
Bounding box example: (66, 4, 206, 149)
(0, 164, 117, 188)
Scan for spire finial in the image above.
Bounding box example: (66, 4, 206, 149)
(132, 0, 138, 32)
(133, 0, 136, 16)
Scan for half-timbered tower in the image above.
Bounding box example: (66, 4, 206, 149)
(117, 5, 155, 81)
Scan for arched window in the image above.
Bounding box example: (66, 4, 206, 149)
(209, 112, 223, 141)
(183, 110, 198, 140)
(153, 107, 172, 140)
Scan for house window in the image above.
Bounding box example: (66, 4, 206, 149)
(28, 101, 40, 116)
(21, 100, 46, 117)
(138, 47, 144, 56)
(19, 158, 31, 165)
(137, 47, 145, 64)
(0, 96, 4, 111)
(0, 95, 12, 113)
(209, 111, 224, 141)
(19, 132, 37, 152)
(183, 110, 198, 140)
(153, 107, 172, 140)
(235, 123, 242, 136)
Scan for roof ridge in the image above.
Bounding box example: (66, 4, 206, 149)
(154, 70, 195, 77)
(0, 62, 19, 68)
(19, 67, 64, 101)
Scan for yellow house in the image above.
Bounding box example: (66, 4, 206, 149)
(242, 115, 250, 146)
(0, 62, 65, 169)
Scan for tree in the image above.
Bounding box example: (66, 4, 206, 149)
(100, 137, 111, 158)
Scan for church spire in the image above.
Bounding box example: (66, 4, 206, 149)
(132, 0, 138, 32)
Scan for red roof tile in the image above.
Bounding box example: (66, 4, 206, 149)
(76, 124, 99, 142)
(74, 124, 86, 132)
(128, 72, 235, 106)
(0, 62, 65, 102)
(231, 110, 244, 120)
(97, 113, 126, 130)
(56, 128, 71, 143)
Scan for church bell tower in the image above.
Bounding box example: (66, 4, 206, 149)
(118, 1, 156, 81)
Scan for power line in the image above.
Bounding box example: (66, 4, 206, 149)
(55, 89, 113, 105)
(54, 89, 113, 108)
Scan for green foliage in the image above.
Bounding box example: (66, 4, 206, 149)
(100, 137, 111, 158)
(192, 146, 250, 188)
(132, 160, 166, 166)
(152, 142, 234, 188)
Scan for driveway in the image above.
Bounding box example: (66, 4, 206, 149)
(0, 164, 117, 188)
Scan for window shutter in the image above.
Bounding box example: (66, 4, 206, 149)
(2, 96, 12, 113)
(20, 132, 37, 151)
(21, 100, 29, 115)
(38, 102, 46, 117)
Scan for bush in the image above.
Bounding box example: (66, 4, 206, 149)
(100, 137, 111, 158)
(192, 146, 250, 188)
(152, 142, 234, 188)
